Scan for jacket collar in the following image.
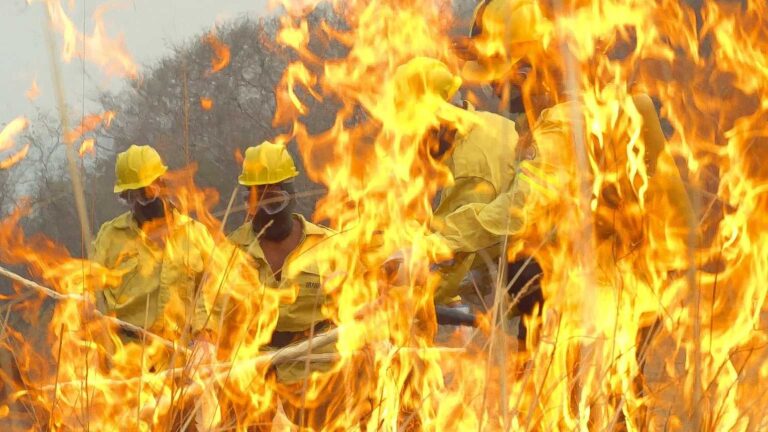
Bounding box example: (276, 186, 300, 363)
(111, 208, 193, 231)
(231, 213, 327, 262)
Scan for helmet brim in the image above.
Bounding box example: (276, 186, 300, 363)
(461, 57, 521, 84)
(114, 166, 167, 193)
(237, 171, 298, 187)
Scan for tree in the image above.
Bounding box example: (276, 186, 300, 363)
(99, 14, 344, 234)
(8, 2, 478, 255)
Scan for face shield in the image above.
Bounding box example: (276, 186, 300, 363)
(242, 183, 293, 215)
(118, 186, 159, 207)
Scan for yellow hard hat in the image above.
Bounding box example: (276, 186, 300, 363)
(238, 141, 299, 186)
(113, 145, 168, 193)
(391, 57, 467, 134)
(393, 57, 463, 105)
(463, 0, 546, 82)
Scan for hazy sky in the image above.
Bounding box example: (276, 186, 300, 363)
(1, 0, 271, 123)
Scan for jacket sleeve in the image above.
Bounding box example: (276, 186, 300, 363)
(631, 93, 697, 268)
(90, 226, 114, 314)
(632, 93, 666, 175)
(434, 172, 532, 253)
(433, 177, 496, 226)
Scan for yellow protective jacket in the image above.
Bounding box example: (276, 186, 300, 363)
(431, 110, 550, 303)
(432, 110, 531, 253)
(228, 214, 334, 333)
(532, 94, 695, 276)
(228, 214, 336, 382)
(93, 210, 215, 338)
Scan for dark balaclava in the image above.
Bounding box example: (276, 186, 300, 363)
(133, 198, 165, 226)
(121, 185, 165, 226)
(252, 182, 296, 242)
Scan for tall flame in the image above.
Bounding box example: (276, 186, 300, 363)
(1, 0, 768, 430)
(33, 0, 138, 79)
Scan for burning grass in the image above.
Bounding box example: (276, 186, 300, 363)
(1, 0, 768, 430)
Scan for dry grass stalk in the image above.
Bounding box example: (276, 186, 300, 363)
(0, 265, 184, 353)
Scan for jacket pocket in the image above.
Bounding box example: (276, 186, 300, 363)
(107, 254, 141, 307)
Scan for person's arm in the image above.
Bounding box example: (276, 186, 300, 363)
(631, 93, 696, 240)
(439, 189, 529, 253)
(632, 93, 666, 175)
(435, 177, 496, 216)
(90, 226, 114, 314)
(432, 176, 500, 252)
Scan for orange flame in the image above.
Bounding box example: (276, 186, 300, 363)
(0, 117, 30, 170)
(35, 0, 138, 79)
(204, 31, 231, 74)
(78, 138, 94, 157)
(1, 0, 768, 430)
(0, 144, 30, 169)
(64, 111, 115, 144)
(0, 117, 29, 152)
(26, 79, 41, 101)
(200, 97, 213, 111)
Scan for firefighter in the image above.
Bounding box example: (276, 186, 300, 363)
(93, 144, 222, 427)
(94, 144, 216, 347)
(390, 57, 547, 330)
(227, 141, 342, 429)
(463, 0, 695, 261)
(460, 0, 548, 117)
(463, 0, 697, 350)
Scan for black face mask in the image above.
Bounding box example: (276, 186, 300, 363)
(251, 183, 296, 242)
(132, 198, 165, 226)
